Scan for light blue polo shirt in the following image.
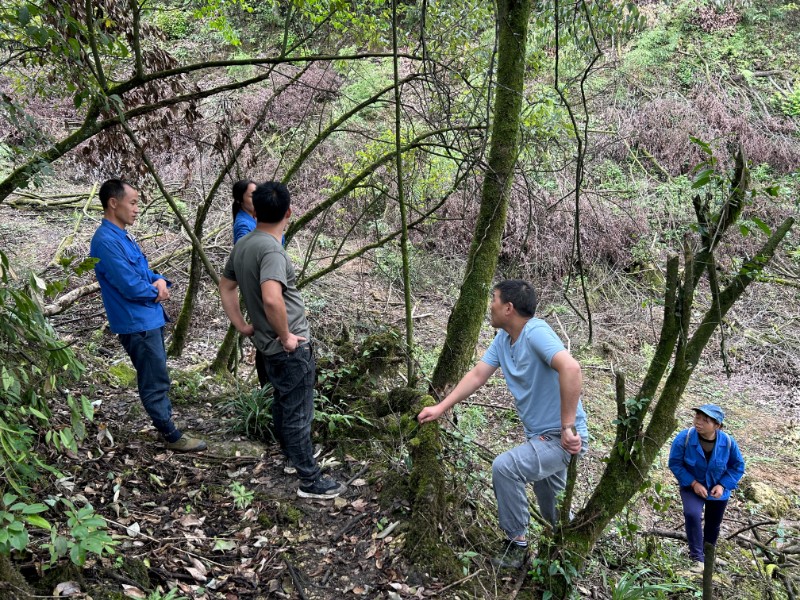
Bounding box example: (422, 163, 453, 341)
(481, 318, 588, 440)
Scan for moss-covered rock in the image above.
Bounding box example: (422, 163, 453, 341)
(276, 502, 303, 526)
(117, 557, 150, 588)
(317, 328, 405, 405)
(0, 554, 34, 600)
(87, 587, 126, 600)
(741, 479, 791, 518)
(108, 363, 136, 387)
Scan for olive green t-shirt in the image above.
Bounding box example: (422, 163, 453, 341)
(222, 230, 310, 355)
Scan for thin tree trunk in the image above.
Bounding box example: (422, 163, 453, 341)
(392, 0, 415, 383)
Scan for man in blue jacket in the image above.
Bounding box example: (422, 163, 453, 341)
(90, 179, 207, 452)
(668, 404, 745, 572)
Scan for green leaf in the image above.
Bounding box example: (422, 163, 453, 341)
(689, 136, 712, 155)
(739, 224, 750, 236)
(692, 168, 713, 189)
(59, 429, 77, 453)
(81, 395, 94, 421)
(24, 515, 51, 530)
(752, 217, 772, 236)
(1, 368, 14, 392)
(17, 5, 31, 26)
(21, 503, 48, 515)
(70, 543, 85, 565)
(10, 529, 29, 551)
(29, 407, 48, 420)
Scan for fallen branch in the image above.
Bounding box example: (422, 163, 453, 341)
(283, 557, 309, 600)
(648, 527, 687, 541)
(50, 182, 98, 267)
(330, 512, 369, 542)
(433, 569, 483, 596)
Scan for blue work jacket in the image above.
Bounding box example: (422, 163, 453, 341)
(90, 219, 169, 335)
(233, 211, 256, 244)
(668, 427, 745, 502)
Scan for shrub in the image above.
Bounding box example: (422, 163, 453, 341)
(222, 385, 276, 442)
(0, 250, 92, 493)
(152, 8, 191, 40)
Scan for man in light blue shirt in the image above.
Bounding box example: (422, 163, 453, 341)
(91, 179, 206, 453)
(418, 280, 588, 568)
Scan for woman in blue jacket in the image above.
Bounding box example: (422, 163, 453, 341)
(230, 179, 270, 389)
(668, 404, 745, 572)
(232, 179, 257, 243)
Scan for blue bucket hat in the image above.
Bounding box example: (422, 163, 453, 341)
(693, 403, 724, 424)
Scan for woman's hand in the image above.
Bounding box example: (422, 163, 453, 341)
(710, 485, 724, 498)
(691, 481, 709, 499)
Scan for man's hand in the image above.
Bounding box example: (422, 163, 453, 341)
(238, 324, 255, 337)
(710, 485, 724, 498)
(280, 332, 307, 353)
(153, 278, 170, 302)
(692, 481, 709, 499)
(561, 426, 582, 455)
(417, 403, 446, 424)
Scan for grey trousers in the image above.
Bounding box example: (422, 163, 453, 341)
(492, 430, 588, 539)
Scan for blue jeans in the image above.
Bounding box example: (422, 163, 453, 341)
(118, 327, 181, 443)
(492, 431, 588, 538)
(264, 345, 320, 485)
(680, 487, 728, 562)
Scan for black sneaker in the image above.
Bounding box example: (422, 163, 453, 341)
(490, 539, 529, 569)
(297, 476, 346, 499)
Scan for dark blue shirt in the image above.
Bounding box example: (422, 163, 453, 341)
(90, 219, 168, 334)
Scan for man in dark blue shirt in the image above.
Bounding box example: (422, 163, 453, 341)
(90, 179, 206, 452)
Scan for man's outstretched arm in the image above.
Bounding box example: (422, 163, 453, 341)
(417, 361, 497, 423)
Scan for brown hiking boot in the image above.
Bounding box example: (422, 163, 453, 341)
(165, 433, 207, 453)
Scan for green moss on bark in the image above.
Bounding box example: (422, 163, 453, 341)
(404, 394, 460, 580)
(0, 555, 33, 600)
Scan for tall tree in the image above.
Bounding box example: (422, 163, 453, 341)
(430, 0, 532, 393)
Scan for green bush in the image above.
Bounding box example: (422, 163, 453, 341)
(42, 499, 117, 567)
(0, 250, 92, 493)
(775, 81, 800, 116)
(0, 492, 50, 554)
(152, 8, 191, 39)
(223, 385, 276, 442)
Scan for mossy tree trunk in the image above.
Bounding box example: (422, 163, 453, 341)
(405, 394, 461, 579)
(429, 0, 532, 393)
(540, 149, 795, 597)
(168, 246, 204, 358)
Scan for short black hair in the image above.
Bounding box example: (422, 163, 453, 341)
(252, 181, 291, 224)
(493, 279, 537, 318)
(99, 179, 132, 210)
(231, 179, 253, 220)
